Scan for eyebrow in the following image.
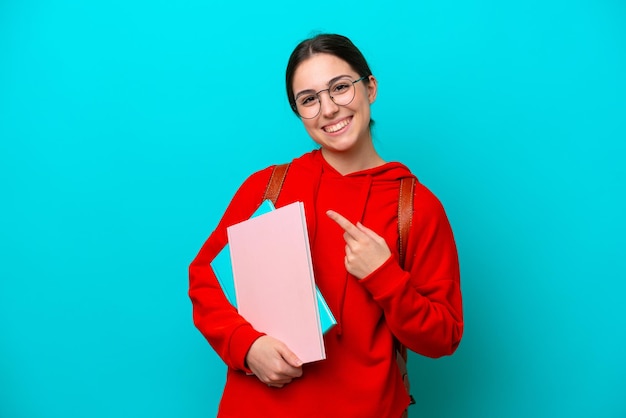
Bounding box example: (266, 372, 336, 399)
(294, 74, 355, 99)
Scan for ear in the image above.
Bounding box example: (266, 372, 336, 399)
(366, 75, 378, 104)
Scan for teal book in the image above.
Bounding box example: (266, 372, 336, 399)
(211, 200, 336, 334)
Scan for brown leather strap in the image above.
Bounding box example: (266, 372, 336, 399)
(398, 177, 415, 268)
(262, 163, 289, 204)
(397, 177, 416, 413)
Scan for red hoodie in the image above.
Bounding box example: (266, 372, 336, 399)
(189, 150, 463, 417)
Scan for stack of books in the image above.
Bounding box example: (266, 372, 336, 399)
(211, 201, 336, 364)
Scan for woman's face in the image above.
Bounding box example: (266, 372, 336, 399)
(291, 53, 377, 157)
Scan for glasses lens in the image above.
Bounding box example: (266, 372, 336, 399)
(329, 79, 356, 106)
(295, 94, 320, 119)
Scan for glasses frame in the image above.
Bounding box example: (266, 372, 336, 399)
(293, 76, 369, 119)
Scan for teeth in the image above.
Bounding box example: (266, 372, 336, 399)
(324, 118, 350, 133)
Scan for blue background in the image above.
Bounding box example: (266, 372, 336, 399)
(1, 0, 625, 417)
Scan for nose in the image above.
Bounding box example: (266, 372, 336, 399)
(318, 90, 339, 118)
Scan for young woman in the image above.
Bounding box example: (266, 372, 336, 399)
(189, 34, 463, 417)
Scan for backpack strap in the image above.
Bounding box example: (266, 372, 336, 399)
(398, 177, 415, 268)
(397, 177, 417, 413)
(262, 163, 290, 204)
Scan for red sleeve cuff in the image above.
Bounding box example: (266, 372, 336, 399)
(359, 255, 408, 299)
(228, 324, 265, 372)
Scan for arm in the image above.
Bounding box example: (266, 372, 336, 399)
(328, 184, 463, 358)
(188, 167, 271, 370)
(188, 167, 303, 383)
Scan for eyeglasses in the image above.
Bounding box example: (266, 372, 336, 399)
(293, 76, 368, 119)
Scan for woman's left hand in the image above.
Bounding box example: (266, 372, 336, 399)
(326, 210, 392, 279)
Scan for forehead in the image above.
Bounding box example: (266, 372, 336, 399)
(292, 53, 357, 91)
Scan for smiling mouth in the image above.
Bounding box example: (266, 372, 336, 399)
(322, 117, 352, 133)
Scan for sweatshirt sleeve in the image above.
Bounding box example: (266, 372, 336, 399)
(188, 167, 274, 371)
(360, 182, 463, 358)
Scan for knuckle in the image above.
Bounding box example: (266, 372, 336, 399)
(268, 371, 282, 381)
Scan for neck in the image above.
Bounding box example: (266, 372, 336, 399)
(321, 139, 385, 175)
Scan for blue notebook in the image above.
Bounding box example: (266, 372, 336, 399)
(211, 200, 336, 334)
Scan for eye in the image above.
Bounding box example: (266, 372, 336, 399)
(299, 94, 318, 107)
(331, 82, 351, 95)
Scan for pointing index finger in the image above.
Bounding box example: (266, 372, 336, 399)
(326, 210, 361, 238)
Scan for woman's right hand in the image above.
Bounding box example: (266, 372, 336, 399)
(245, 336, 303, 388)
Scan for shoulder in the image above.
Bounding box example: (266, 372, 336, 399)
(236, 165, 274, 196)
(236, 151, 316, 198)
(411, 180, 452, 229)
(289, 149, 321, 171)
(413, 181, 444, 211)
